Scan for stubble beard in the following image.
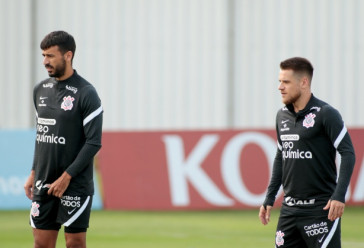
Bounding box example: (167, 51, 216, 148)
(47, 59, 66, 79)
(282, 92, 301, 106)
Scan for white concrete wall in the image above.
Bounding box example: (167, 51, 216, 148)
(1, 0, 363, 130)
(0, 0, 33, 128)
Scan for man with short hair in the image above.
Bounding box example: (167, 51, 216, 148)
(24, 31, 103, 248)
(259, 57, 355, 247)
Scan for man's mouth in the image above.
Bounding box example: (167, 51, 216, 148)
(45, 66, 53, 73)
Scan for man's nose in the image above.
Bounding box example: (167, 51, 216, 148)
(43, 57, 49, 65)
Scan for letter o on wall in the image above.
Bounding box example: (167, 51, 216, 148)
(221, 132, 278, 206)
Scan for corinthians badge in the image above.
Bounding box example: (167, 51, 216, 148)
(303, 113, 316, 128)
(61, 96, 75, 111)
(276, 230, 285, 247)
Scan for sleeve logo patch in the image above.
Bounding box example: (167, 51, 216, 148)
(61, 96, 75, 111)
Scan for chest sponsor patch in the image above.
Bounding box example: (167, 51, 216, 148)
(43, 83, 54, 88)
(61, 95, 75, 111)
(38, 96, 48, 107)
(284, 196, 315, 206)
(66, 85, 78, 94)
(303, 113, 316, 128)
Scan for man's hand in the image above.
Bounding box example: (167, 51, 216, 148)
(24, 170, 35, 200)
(259, 205, 272, 225)
(48, 172, 72, 198)
(323, 199, 345, 221)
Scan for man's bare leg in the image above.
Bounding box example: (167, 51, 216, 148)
(65, 232, 87, 248)
(32, 228, 58, 248)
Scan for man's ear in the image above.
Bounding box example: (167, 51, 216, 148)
(65, 51, 73, 63)
(301, 76, 310, 89)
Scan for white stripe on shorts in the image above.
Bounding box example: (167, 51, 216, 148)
(63, 196, 90, 227)
(321, 218, 339, 248)
(30, 211, 36, 228)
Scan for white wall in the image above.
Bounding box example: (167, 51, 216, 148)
(0, 0, 33, 128)
(233, 0, 364, 128)
(1, 0, 363, 130)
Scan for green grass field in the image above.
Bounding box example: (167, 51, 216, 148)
(1, 207, 363, 248)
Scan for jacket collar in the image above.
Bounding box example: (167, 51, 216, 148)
(286, 93, 316, 117)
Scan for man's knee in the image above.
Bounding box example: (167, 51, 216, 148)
(33, 229, 58, 248)
(66, 240, 85, 248)
(65, 232, 86, 248)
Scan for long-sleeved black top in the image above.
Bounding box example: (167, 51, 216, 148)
(263, 94, 355, 214)
(31, 70, 103, 199)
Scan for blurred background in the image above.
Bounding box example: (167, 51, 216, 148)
(1, 0, 364, 211)
(1, 0, 364, 130)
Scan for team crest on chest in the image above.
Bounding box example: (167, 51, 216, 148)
(61, 96, 75, 111)
(303, 113, 316, 128)
(276, 230, 285, 247)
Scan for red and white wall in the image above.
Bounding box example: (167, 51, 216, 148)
(1, 129, 363, 210)
(98, 129, 364, 210)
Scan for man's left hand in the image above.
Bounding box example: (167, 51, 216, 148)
(323, 199, 345, 221)
(48, 172, 72, 198)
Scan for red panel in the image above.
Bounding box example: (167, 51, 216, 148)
(98, 129, 364, 210)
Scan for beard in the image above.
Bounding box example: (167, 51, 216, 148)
(45, 58, 66, 78)
(282, 91, 301, 105)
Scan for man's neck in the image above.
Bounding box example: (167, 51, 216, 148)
(56, 67, 74, 81)
(293, 92, 312, 113)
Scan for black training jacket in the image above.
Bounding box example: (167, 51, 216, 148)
(31, 70, 103, 199)
(263, 94, 355, 213)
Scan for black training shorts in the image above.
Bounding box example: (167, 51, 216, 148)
(30, 195, 93, 233)
(275, 213, 341, 248)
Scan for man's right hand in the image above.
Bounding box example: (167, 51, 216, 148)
(24, 170, 35, 200)
(259, 205, 272, 225)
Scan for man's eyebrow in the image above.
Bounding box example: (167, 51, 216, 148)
(42, 52, 54, 57)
